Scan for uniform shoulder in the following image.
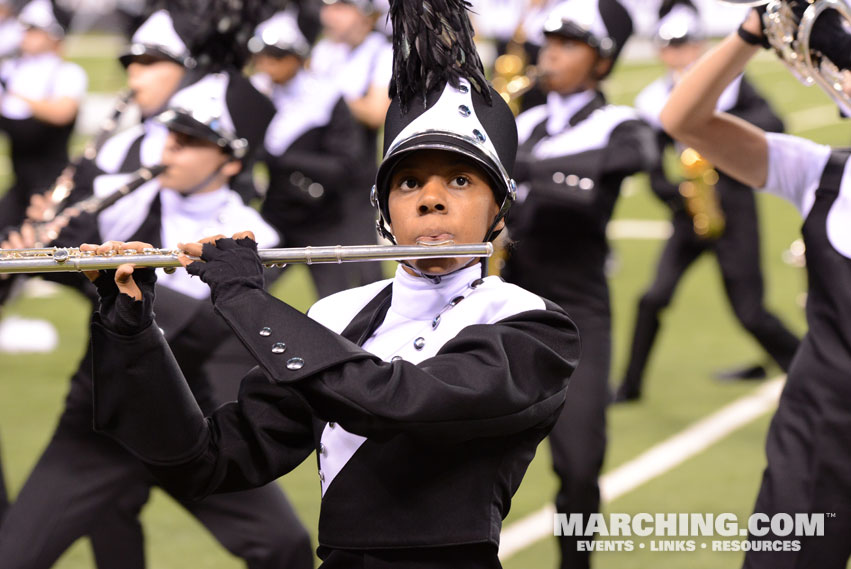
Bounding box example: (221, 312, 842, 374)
(516, 104, 549, 143)
(308, 278, 395, 334)
(96, 125, 146, 173)
(469, 276, 552, 323)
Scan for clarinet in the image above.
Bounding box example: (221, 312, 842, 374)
(43, 89, 136, 218)
(30, 164, 167, 245)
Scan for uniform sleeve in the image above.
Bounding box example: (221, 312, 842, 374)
(212, 289, 580, 442)
(53, 63, 87, 101)
(761, 132, 831, 216)
(603, 119, 659, 176)
(264, 99, 365, 198)
(91, 318, 316, 500)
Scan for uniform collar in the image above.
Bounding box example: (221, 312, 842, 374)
(390, 262, 483, 320)
(159, 185, 231, 219)
(545, 89, 605, 134)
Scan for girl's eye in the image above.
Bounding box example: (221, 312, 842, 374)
(400, 177, 419, 190)
(454, 176, 470, 187)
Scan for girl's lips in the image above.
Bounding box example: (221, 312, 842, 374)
(415, 234, 454, 246)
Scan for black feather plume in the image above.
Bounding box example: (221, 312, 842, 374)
(163, 0, 287, 71)
(389, 0, 490, 111)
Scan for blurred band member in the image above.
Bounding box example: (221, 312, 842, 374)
(250, 8, 383, 297)
(661, 8, 851, 568)
(614, 0, 799, 402)
(0, 75, 313, 569)
(500, 0, 656, 566)
(0, 0, 85, 231)
(311, 0, 392, 185)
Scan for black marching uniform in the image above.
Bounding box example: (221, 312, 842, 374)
(503, 89, 656, 566)
(617, 74, 800, 399)
(0, 176, 312, 569)
(253, 68, 383, 297)
(738, 134, 851, 567)
(90, 260, 580, 569)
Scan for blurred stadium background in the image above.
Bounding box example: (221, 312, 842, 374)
(0, 2, 847, 567)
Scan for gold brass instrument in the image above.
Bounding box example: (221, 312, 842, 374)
(492, 19, 538, 116)
(722, 0, 851, 115)
(0, 243, 494, 275)
(679, 148, 725, 239)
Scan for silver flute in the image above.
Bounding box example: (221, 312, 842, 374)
(0, 243, 494, 274)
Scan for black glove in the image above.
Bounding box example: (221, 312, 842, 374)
(93, 267, 157, 336)
(185, 237, 264, 304)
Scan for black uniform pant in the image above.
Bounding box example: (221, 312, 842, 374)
(743, 337, 851, 569)
(0, 415, 313, 569)
(549, 307, 610, 569)
(620, 213, 799, 396)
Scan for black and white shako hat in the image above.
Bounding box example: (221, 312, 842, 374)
(654, 0, 704, 47)
(119, 9, 194, 69)
(18, 0, 69, 39)
(372, 0, 518, 244)
(248, 8, 314, 60)
(543, 0, 633, 75)
(155, 72, 275, 161)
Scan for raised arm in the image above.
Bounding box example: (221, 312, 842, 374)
(660, 11, 768, 189)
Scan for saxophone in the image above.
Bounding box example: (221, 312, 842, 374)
(678, 148, 725, 240)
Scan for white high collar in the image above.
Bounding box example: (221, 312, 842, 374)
(389, 263, 483, 321)
(546, 89, 597, 135)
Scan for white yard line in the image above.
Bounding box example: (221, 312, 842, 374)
(498, 377, 785, 560)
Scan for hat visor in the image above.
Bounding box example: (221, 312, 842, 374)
(119, 45, 182, 68)
(375, 132, 510, 220)
(155, 110, 227, 149)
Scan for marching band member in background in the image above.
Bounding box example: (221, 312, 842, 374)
(661, 8, 851, 567)
(0, 77, 313, 569)
(250, 8, 382, 297)
(310, 0, 392, 187)
(83, 0, 580, 566)
(0, 0, 85, 232)
(613, 0, 799, 402)
(500, 0, 655, 565)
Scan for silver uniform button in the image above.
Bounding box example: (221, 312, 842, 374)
(271, 342, 287, 354)
(286, 357, 305, 370)
(319, 470, 325, 483)
(413, 337, 426, 350)
(319, 443, 327, 456)
(458, 104, 471, 117)
(329, 422, 335, 428)
(259, 327, 272, 337)
(391, 355, 403, 362)
(566, 174, 580, 187)
(579, 177, 594, 191)
(552, 172, 565, 184)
